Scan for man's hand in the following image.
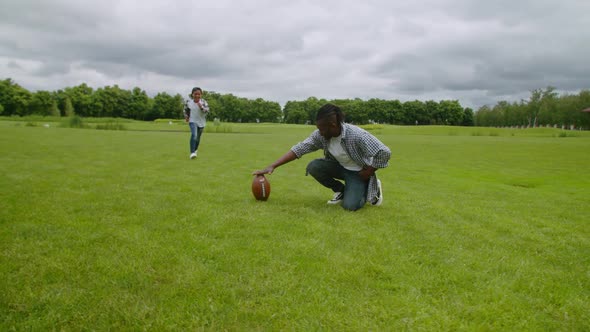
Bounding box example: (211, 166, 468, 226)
(252, 151, 296, 177)
(359, 166, 376, 181)
(252, 166, 275, 176)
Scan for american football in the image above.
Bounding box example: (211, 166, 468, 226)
(252, 175, 271, 201)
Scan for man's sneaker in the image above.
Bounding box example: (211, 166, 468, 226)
(327, 192, 344, 205)
(371, 179, 383, 206)
(190, 152, 197, 159)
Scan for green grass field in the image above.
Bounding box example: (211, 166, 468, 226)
(1, 119, 589, 330)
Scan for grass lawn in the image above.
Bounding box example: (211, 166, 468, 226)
(1, 119, 589, 330)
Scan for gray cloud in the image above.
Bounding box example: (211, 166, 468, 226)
(1, 0, 588, 109)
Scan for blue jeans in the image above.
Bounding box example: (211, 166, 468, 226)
(306, 158, 368, 211)
(189, 123, 204, 153)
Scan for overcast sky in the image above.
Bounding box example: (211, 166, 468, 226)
(1, 0, 589, 109)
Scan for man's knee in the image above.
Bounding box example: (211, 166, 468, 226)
(306, 159, 324, 176)
(341, 195, 364, 211)
(341, 200, 363, 211)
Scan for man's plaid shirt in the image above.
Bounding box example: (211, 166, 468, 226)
(290, 123, 391, 202)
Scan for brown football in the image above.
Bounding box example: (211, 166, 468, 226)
(251, 175, 271, 201)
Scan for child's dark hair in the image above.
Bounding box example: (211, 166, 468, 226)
(191, 87, 202, 93)
(316, 103, 345, 123)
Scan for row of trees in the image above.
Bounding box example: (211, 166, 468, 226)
(283, 97, 473, 125)
(1, 78, 588, 127)
(0, 78, 472, 125)
(474, 87, 590, 129)
(0, 79, 176, 121)
(0, 79, 283, 122)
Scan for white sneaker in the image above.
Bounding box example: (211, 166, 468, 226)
(327, 192, 343, 205)
(190, 152, 196, 159)
(371, 179, 383, 206)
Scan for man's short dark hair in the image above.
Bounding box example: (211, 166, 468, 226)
(192, 87, 202, 93)
(316, 103, 345, 123)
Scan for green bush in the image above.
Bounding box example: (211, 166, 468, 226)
(154, 118, 184, 124)
(96, 120, 127, 131)
(205, 119, 233, 133)
(557, 131, 579, 138)
(359, 124, 384, 131)
(61, 115, 86, 128)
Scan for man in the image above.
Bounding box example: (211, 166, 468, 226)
(184, 87, 210, 159)
(253, 103, 391, 211)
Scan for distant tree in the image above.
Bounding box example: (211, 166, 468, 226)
(249, 98, 281, 122)
(230, 96, 250, 122)
(366, 98, 388, 123)
(462, 107, 474, 126)
(0, 78, 31, 116)
(341, 98, 369, 124)
(64, 83, 93, 116)
(402, 100, 428, 125)
(127, 87, 151, 120)
(527, 87, 557, 127)
(302, 97, 325, 123)
(0, 79, 14, 114)
(202, 90, 223, 120)
(578, 89, 590, 129)
(283, 101, 308, 124)
(64, 97, 74, 117)
(29, 90, 54, 116)
(384, 99, 403, 124)
(149, 92, 178, 121)
(427, 100, 439, 125)
(168, 94, 184, 119)
(474, 105, 491, 126)
(216, 94, 242, 122)
(51, 100, 60, 117)
(497, 101, 518, 126)
(513, 101, 530, 126)
(438, 100, 464, 125)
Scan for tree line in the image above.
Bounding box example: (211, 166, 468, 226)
(1, 78, 588, 127)
(283, 97, 472, 126)
(473, 87, 590, 129)
(0, 78, 472, 125)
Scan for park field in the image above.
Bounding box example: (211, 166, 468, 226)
(1, 119, 589, 330)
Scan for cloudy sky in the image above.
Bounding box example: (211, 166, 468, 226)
(1, 0, 589, 109)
